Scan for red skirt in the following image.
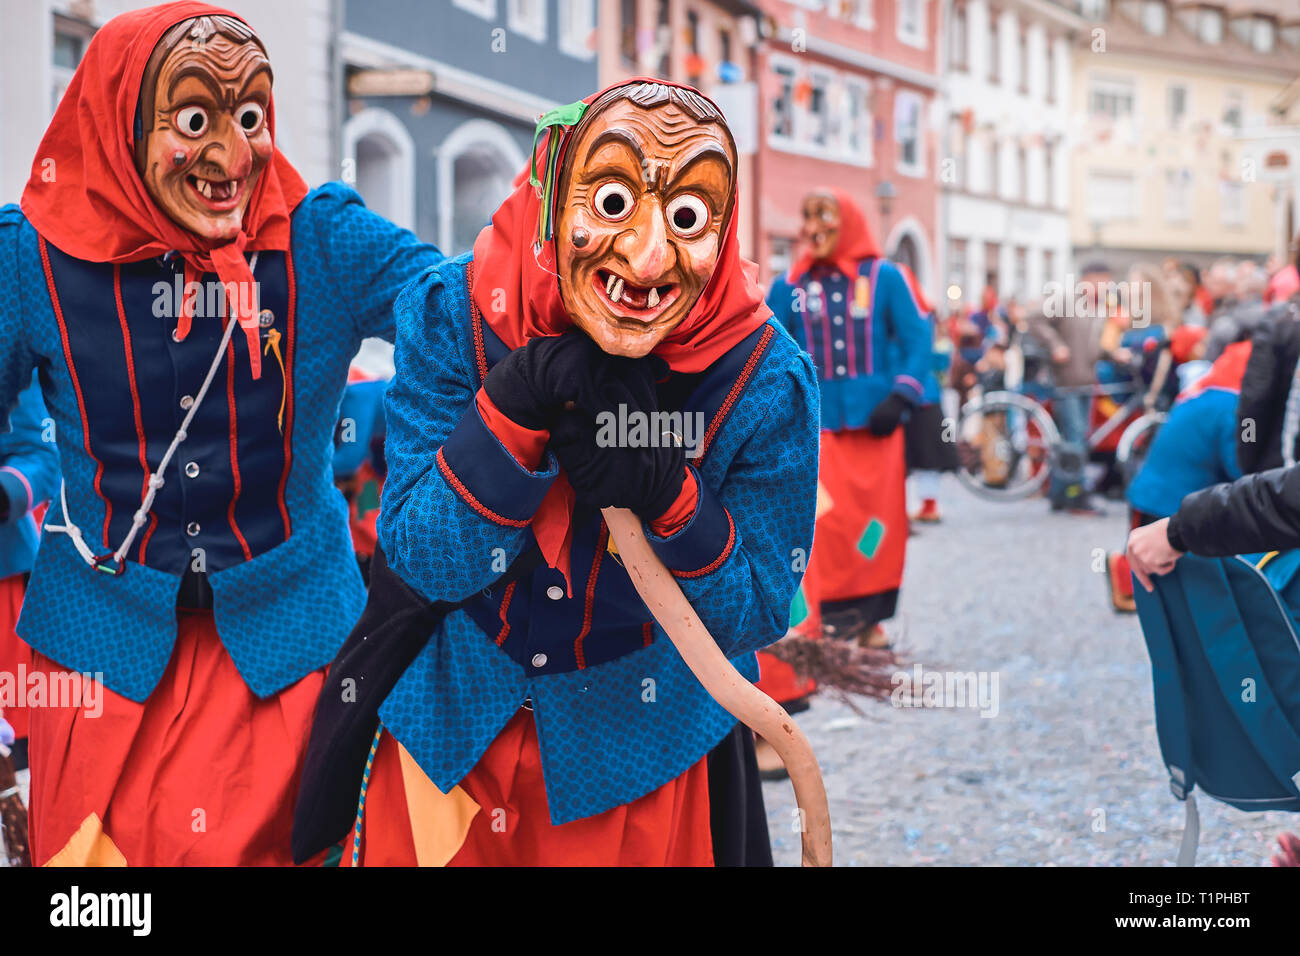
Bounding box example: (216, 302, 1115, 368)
(27, 610, 324, 866)
(804, 427, 908, 608)
(0, 573, 32, 740)
(353, 709, 714, 866)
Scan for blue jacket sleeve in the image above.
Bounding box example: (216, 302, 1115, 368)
(0, 207, 38, 436)
(0, 375, 58, 526)
(643, 341, 820, 658)
(378, 265, 558, 602)
(878, 262, 932, 403)
(304, 183, 444, 344)
(1217, 396, 1244, 484)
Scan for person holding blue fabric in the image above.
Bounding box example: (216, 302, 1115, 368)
(0, 377, 59, 789)
(766, 188, 929, 649)
(0, 3, 441, 865)
(345, 80, 818, 866)
(1105, 341, 1249, 612)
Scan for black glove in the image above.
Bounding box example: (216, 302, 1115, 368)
(867, 392, 911, 437)
(548, 356, 685, 521)
(481, 331, 608, 430)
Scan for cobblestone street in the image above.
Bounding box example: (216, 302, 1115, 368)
(763, 477, 1296, 867)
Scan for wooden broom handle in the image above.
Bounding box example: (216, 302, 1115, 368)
(602, 506, 832, 867)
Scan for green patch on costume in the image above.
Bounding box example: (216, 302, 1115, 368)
(788, 585, 809, 628)
(857, 519, 886, 559)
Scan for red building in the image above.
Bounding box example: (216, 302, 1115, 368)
(752, 0, 940, 293)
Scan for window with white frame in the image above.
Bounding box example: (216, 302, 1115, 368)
(1140, 0, 1166, 36)
(1284, 24, 1300, 50)
(803, 70, 833, 148)
(1089, 76, 1136, 119)
(827, 0, 872, 25)
(987, 136, 1000, 196)
(897, 0, 926, 48)
(1251, 16, 1276, 53)
(843, 79, 873, 164)
(988, 9, 1001, 83)
(1086, 170, 1137, 221)
(1016, 28, 1028, 93)
(453, 0, 497, 20)
(1198, 7, 1223, 44)
(769, 237, 795, 279)
(1164, 168, 1192, 223)
(895, 90, 925, 175)
(558, 0, 595, 59)
(1015, 144, 1027, 201)
(1045, 35, 1056, 103)
(1043, 248, 1056, 285)
(949, 3, 968, 69)
(771, 62, 797, 141)
(52, 14, 95, 118)
(1222, 89, 1244, 129)
(1167, 84, 1188, 130)
(1043, 141, 1055, 206)
(507, 0, 546, 42)
(1220, 180, 1245, 226)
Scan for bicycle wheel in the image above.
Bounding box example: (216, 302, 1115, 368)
(1116, 412, 1166, 489)
(955, 391, 1061, 501)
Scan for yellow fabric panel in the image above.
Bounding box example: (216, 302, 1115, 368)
(396, 742, 480, 868)
(44, 812, 127, 867)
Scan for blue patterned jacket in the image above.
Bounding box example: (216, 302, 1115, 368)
(0, 376, 59, 580)
(768, 258, 930, 432)
(0, 183, 441, 701)
(377, 254, 820, 824)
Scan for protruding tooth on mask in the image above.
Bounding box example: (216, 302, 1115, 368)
(647, 287, 660, 309)
(611, 277, 625, 303)
(606, 272, 617, 297)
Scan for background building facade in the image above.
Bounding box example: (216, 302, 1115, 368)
(342, 0, 599, 253)
(751, 0, 942, 293)
(1068, 0, 1300, 272)
(938, 0, 1081, 312)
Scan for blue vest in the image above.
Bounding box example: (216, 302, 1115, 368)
(0, 184, 442, 702)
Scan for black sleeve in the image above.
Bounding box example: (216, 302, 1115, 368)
(1168, 464, 1300, 557)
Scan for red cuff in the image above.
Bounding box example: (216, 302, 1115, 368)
(475, 389, 550, 471)
(650, 467, 698, 537)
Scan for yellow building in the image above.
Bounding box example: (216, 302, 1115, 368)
(1069, 0, 1300, 269)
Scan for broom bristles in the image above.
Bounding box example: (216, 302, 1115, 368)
(764, 631, 903, 714)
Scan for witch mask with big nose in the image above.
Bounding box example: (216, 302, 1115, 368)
(134, 15, 274, 241)
(554, 94, 738, 358)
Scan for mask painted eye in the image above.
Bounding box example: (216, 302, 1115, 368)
(175, 106, 209, 138)
(666, 194, 709, 238)
(593, 181, 634, 222)
(236, 102, 265, 134)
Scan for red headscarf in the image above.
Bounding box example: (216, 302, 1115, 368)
(470, 79, 770, 375)
(786, 187, 883, 284)
(471, 79, 769, 587)
(20, 1, 308, 379)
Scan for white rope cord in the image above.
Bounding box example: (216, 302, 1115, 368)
(45, 253, 259, 573)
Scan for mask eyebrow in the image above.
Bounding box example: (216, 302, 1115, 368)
(665, 144, 733, 201)
(236, 62, 273, 101)
(583, 128, 645, 170)
(166, 64, 225, 104)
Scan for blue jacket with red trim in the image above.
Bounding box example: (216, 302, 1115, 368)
(0, 183, 442, 701)
(0, 375, 59, 580)
(376, 254, 820, 824)
(767, 257, 931, 432)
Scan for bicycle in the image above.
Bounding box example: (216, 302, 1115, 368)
(955, 345, 1171, 502)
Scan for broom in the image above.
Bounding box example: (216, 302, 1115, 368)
(602, 507, 832, 867)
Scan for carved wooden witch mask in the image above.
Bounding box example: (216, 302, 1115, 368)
(553, 84, 738, 358)
(134, 14, 274, 240)
(800, 190, 841, 262)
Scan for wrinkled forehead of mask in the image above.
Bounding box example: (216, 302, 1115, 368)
(134, 14, 269, 167)
(557, 83, 738, 217)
